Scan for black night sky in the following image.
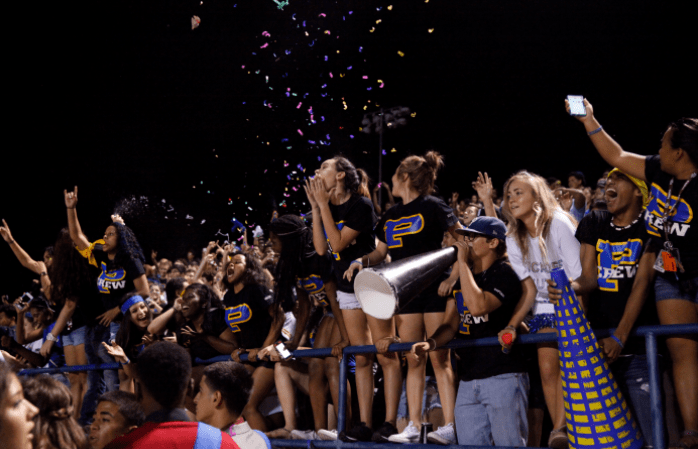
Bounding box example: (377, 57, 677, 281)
(2, 0, 695, 297)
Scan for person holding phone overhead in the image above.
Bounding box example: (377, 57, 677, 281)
(567, 100, 698, 449)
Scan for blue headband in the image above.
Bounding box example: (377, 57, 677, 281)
(121, 295, 145, 315)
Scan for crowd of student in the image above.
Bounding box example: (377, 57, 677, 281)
(1, 101, 697, 449)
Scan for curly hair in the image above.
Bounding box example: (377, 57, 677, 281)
(47, 229, 94, 307)
(501, 171, 576, 264)
(109, 222, 146, 269)
(115, 292, 153, 357)
(268, 215, 316, 310)
(396, 150, 445, 196)
(182, 283, 224, 336)
(21, 375, 89, 449)
(220, 251, 268, 291)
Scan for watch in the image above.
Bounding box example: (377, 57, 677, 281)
(46, 333, 58, 342)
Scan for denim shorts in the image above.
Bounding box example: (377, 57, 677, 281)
(655, 275, 698, 303)
(337, 290, 362, 310)
(61, 325, 87, 347)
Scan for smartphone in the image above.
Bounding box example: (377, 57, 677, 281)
(567, 95, 586, 116)
(275, 340, 293, 360)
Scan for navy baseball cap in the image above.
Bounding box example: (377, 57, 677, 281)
(455, 216, 507, 240)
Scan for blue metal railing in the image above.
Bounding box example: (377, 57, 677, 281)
(18, 323, 698, 449)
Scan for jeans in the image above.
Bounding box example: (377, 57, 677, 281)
(611, 355, 659, 448)
(454, 372, 529, 446)
(80, 324, 119, 425)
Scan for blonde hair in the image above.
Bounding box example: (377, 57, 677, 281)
(501, 171, 577, 264)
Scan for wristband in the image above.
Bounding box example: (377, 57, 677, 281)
(427, 338, 437, 351)
(121, 358, 131, 365)
(610, 335, 624, 349)
(587, 126, 603, 136)
(351, 260, 363, 266)
(46, 333, 58, 342)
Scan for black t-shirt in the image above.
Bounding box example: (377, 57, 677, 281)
(376, 195, 458, 260)
(175, 308, 230, 361)
(576, 210, 657, 355)
(376, 195, 459, 296)
(644, 155, 698, 280)
(222, 283, 273, 349)
(88, 246, 146, 317)
(327, 194, 377, 293)
(454, 259, 524, 381)
(295, 252, 334, 308)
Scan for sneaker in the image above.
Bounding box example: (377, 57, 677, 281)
(388, 421, 420, 443)
(317, 429, 338, 441)
(372, 422, 398, 442)
(427, 423, 457, 445)
(548, 427, 568, 449)
(290, 429, 319, 440)
(339, 422, 373, 442)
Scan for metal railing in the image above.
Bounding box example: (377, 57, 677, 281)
(18, 323, 698, 449)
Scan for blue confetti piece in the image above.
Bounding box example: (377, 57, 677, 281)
(286, 92, 290, 97)
(321, 84, 327, 88)
(281, 138, 289, 142)
(367, 87, 372, 90)
(303, 21, 306, 27)
(321, 116, 325, 121)
(359, 46, 363, 52)
(382, 150, 387, 155)
(324, 56, 328, 61)
(350, 135, 355, 139)
(347, 66, 352, 70)
(285, 50, 291, 55)
(321, 93, 327, 97)
(308, 140, 316, 144)
(326, 134, 330, 139)
(252, 52, 257, 55)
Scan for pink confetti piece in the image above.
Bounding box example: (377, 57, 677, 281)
(296, 102, 302, 108)
(362, 76, 368, 79)
(329, 72, 333, 78)
(262, 31, 270, 37)
(319, 13, 326, 17)
(297, 129, 303, 136)
(260, 43, 269, 48)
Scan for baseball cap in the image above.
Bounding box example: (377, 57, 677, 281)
(455, 216, 507, 240)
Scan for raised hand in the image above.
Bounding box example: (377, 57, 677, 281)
(472, 172, 493, 202)
(565, 97, 595, 125)
(64, 186, 78, 209)
(303, 179, 318, 209)
(0, 219, 14, 243)
(111, 214, 125, 225)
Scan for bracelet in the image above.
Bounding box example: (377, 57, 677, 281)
(505, 325, 516, 331)
(427, 338, 437, 351)
(7, 239, 15, 245)
(40, 272, 47, 277)
(587, 126, 603, 136)
(610, 335, 624, 349)
(351, 260, 363, 266)
(46, 333, 58, 342)
(121, 358, 131, 365)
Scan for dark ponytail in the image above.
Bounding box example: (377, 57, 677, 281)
(397, 150, 445, 195)
(334, 157, 371, 198)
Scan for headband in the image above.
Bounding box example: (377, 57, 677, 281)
(121, 295, 145, 315)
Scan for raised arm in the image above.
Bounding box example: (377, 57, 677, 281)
(566, 98, 646, 181)
(64, 187, 91, 251)
(310, 177, 362, 253)
(473, 172, 497, 218)
(1, 220, 44, 275)
(454, 241, 502, 316)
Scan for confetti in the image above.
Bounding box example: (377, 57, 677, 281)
(262, 31, 270, 37)
(398, 51, 405, 57)
(191, 16, 201, 30)
(261, 43, 269, 49)
(273, 0, 289, 9)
